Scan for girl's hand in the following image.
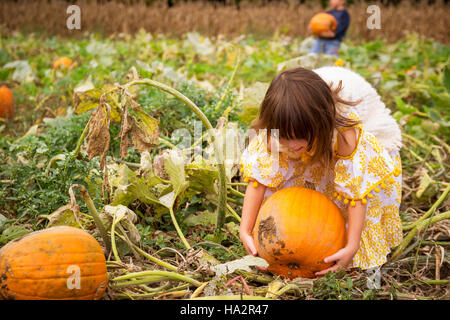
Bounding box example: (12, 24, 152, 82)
(240, 230, 268, 272)
(314, 246, 357, 277)
(240, 230, 258, 257)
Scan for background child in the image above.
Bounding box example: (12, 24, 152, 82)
(310, 0, 350, 57)
(239, 66, 403, 276)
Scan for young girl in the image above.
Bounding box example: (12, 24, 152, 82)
(239, 66, 403, 276)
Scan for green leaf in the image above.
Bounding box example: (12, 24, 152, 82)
(186, 159, 218, 194)
(0, 225, 30, 245)
(444, 66, 450, 93)
(183, 210, 217, 227)
(394, 97, 416, 114)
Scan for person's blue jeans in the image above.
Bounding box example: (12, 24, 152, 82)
(310, 38, 341, 57)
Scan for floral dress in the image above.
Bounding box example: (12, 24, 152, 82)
(239, 105, 403, 270)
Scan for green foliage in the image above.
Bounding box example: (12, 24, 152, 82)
(0, 113, 103, 220)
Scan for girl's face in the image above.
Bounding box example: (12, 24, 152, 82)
(269, 136, 309, 160)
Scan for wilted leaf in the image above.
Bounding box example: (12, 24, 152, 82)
(73, 84, 122, 122)
(102, 205, 140, 243)
(211, 255, 269, 276)
(115, 106, 133, 159)
(85, 104, 110, 170)
(128, 102, 160, 154)
(163, 149, 189, 202)
(109, 164, 162, 206)
(45, 204, 83, 228)
(416, 168, 433, 199)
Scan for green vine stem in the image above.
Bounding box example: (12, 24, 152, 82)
(274, 283, 303, 297)
(169, 206, 191, 249)
(70, 184, 111, 254)
(115, 284, 189, 299)
(390, 210, 450, 261)
(123, 78, 228, 239)
(71, 120, 90, 158)
(114, 233, 179, 272)
(403, 183, 450, 231)
(111, 210, 124, 263)
(111, 276, 170, 287)
(113, 270, 203, 287)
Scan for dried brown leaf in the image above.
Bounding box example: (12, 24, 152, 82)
(85, 104, 111, 170)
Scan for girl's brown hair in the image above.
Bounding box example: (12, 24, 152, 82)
(251, 67, 362, 168)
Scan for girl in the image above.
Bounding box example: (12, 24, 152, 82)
(239, 66, 403, 276)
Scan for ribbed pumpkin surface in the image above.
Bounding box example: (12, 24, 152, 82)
(309, 12, 337, 36)
(0, 86, 14, 120)
(0, 226, 108, 300)
(254, 187, 346, 279)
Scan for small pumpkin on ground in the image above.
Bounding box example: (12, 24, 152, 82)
(53, 56, 72, 69)
(0, 226, 108, 300)
(309, 13, 338, 36)
(0, 85, 14, 120)
(253, 187, 346, 279)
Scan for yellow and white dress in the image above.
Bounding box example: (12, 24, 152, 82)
(240, 105, 403, 270)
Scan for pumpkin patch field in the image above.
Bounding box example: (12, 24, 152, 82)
(0, 24, 449, 300)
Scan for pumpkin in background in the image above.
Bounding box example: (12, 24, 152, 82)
(0, 226, 108, 300)
(53, 56, 72, 69)
(0, 86, 14, 120)
(309, 13, 337, 36)
(253, 187, 346, 279)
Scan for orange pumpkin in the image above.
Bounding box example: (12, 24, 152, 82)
(253, 187, 346, 279)
(53, 57, 72, 69)
(0, 226, 108, 300)
(0, 86, 14, 120)
(309, 13, 337, 36)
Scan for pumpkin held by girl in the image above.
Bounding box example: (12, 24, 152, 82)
(253, 187, 346, 279)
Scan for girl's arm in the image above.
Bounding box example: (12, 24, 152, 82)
(315, 127, 366, 276)
(315, 199, 366, 276)
(346, 199, 367, 254)
(239, 182, 267, 256)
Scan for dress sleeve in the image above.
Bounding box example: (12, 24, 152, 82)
(333, 122, 402, 207)
(239, 132, 289, 189)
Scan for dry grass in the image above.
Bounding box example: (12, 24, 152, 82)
(0, 0, 449, 44)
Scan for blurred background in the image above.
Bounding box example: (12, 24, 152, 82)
(1, 0, 449, 44)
